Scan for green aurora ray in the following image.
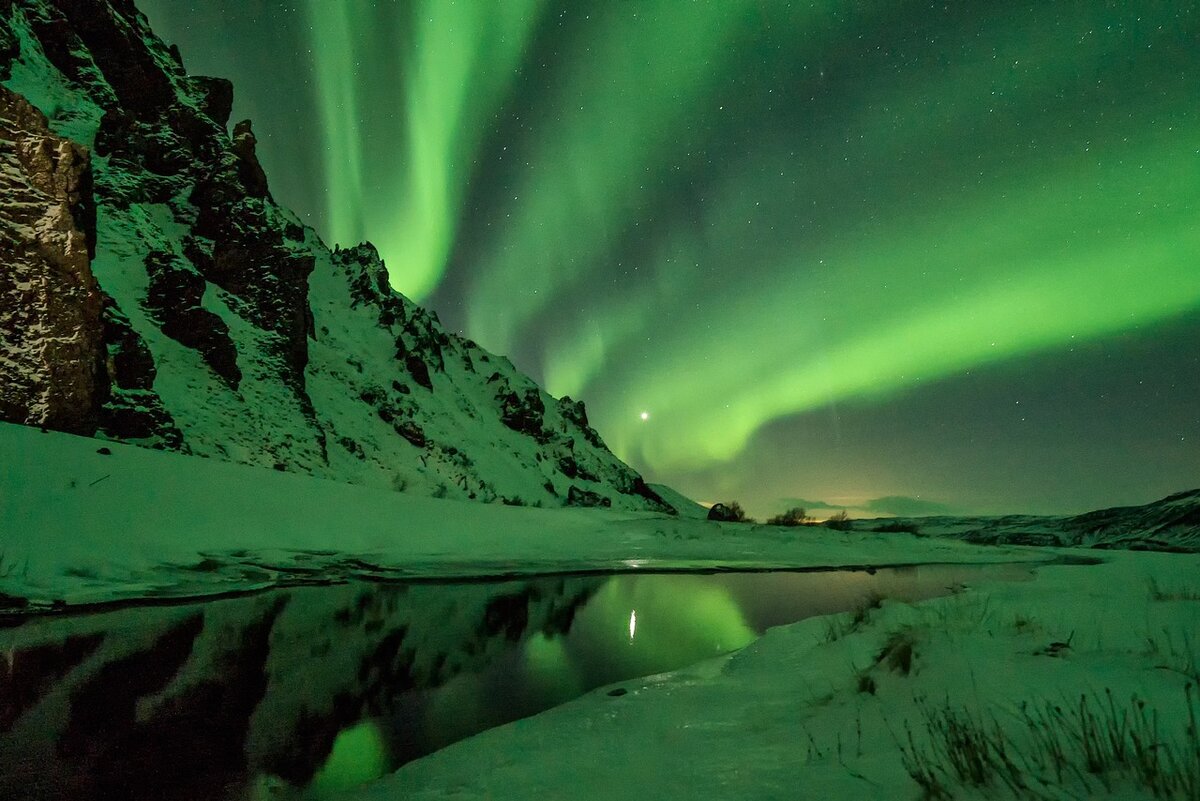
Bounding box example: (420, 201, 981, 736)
(306, 0, 544, 300)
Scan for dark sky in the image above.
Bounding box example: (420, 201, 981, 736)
(138, 0, 1200, 517)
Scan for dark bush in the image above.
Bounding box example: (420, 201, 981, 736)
(767, 506, 810, 526)
(708, 501, 751, 523)
(823, 510, 853, 531)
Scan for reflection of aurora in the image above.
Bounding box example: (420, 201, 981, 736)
(562, 575, 758, 683)
(413, 565, 1036, 758)
(416, 576, 757, 751)
(310, 721, 390, 793)
(307, 577, 759, 796)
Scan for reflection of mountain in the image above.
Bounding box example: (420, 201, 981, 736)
(0, 578, 600, 800)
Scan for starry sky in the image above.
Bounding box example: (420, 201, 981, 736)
(138, 0, 1199, 518)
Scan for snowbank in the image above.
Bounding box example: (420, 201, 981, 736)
(0, 422, 1043, 608)
(351, 550, 1200, 800)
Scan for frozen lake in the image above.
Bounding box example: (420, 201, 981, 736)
(0, 564, 1034, 799)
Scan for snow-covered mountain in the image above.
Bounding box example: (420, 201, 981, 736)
(857, 488, 1200, 552)
(0, 0, 674, 513)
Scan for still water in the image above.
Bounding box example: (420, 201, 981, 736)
(0, 564, 1032, 799)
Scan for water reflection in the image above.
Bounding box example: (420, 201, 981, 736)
(0, 564, 1031, 799)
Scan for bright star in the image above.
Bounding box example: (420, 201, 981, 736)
(640, 411, 649, 421)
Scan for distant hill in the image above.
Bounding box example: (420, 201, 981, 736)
(856, 489, 1200, 552)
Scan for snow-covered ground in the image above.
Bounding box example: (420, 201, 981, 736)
(0, 421, 1044, 610)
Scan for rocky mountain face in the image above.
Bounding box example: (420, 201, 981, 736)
(0, 0, 673, 512)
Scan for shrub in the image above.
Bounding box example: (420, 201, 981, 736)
(708, 501, 752, 523)
(824, 510, 853, 531)
(767, 506, 811, 526)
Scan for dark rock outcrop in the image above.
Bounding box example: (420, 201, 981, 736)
(497, 385, 546, 438)
(706, 502, 743, 522)
(230, 119, 269, 199)
(96, 294, 184, 447)
(566, 486, 612, 508)
(143, 249, 241, 387)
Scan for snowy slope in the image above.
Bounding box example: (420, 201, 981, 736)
(0, 0, 672, 512)
(352, 550, 1200, 801)
(647, 482, 709, 519)
(0, 422, 1046, 611)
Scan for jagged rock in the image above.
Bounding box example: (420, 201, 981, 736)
(97, 294, 184, 447)
(0, 5, 16, 81)
(0, 85, 103, 435)
(188, 190, 315, 387)
(497, 386, 545, 438)
(192, 76, 232, 128)
(30, 0, 174, 118)
(403, 351, 433, 391)
(566, 486, 611, 508)
(558, 395, 605, 449)
(231, 119, 269, 198)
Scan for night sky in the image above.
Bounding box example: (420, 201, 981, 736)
(138, 0, 1199, 518)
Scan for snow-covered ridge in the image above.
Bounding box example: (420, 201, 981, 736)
(0, 0, 673, 512)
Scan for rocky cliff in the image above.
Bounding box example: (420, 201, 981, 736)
(0, 84, 101, 434)
(0, 0, 673, 512)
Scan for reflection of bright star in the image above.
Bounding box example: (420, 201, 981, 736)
(640, 411, 649, 421)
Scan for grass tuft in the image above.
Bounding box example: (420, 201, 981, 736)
(898, 685, 1200, 800)
(1148, 577, 1200, 602)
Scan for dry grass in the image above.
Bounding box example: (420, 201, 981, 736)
(1149, 577, 1200, 602)
(898, 685, 1200, 800)
(824, 592, 885, 642)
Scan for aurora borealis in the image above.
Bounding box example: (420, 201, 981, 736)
(139, 0, 1199, 516)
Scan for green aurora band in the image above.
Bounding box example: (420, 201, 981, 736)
(292, 2, 1198, 485)
(306, 0, 544, 300)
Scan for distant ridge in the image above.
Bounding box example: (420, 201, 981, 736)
(857, 489, 1200, 552)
